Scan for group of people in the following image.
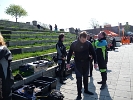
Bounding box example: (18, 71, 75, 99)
(56, 31, 108, 100)
(0, 30, 108, 100)
(49, 24, 58, 33)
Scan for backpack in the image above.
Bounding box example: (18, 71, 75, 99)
(19, 64, 34, 72)
(48, 89, 64, 100)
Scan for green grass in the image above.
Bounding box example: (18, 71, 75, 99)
(12, 69, 33, 78)
(2, 32, 74, 36)
(8, 43, 55, 49)
(5, 37, 75, 42)
(13, 46, 70, 60)
(3, 33, 58, 36)
(8, 42, 72, 49)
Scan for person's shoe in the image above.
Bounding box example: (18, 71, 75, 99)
(97, 81, 103, 84)
(84, 90, 94, 95)
(100, 84, 106, 90)
(60, 81, 66, 84)
(76, 95, 82, 100)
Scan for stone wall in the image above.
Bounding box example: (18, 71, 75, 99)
(0, 20, 38, 30)
(11, 52, 57, 70)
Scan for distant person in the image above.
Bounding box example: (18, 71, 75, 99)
(55, 24, 58, 33)
(110, 36, 116, 51)
(87, 34, 95, 77)
(37, 24, 41, 29)
(130, 36, 133, 43)
(0, 33, 14, 100)
(49, 24, 52, 33)
(111, 36, 116, 51)
(75, 28, 78, 35)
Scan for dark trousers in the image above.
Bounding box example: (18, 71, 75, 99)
(76, 77, 88, 96)
(98, 62, 107, 84)
(0, 96, 12, 100)
(58, 60, 65, 81)
(1, 87, 12, 100)
(89, 59, 93, 76)
(74, 61, 90, 96)
(101, 72, 107, 84)
(110, 46, 115, 51)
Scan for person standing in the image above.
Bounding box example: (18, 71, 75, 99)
(75, 28, 79, 39)
(56, 33, 67, 84)
(95, 31, 108, 90)
(0, 33, 14, 100)
(112, 36, 116, 51)
(49, 24, 52, 33)
(87, 34, 96, 77)
(66, 31, 98, 100)
(130, 36, 133, 43)
(55, 24, 58, 33)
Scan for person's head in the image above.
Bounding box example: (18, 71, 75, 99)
(0, 33, 6, 46)
(93, 35, 97, 40)
(87, 34, 90, 40)
(58, 33, 65, 41)
(98, 31, 106, 40)
(79, 31, 87, 43)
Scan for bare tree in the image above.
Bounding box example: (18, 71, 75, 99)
(89, 18, 100, 28)
(103, 22, 110, 26)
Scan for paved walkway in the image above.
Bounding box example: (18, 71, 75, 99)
(56, 44, 133, 100)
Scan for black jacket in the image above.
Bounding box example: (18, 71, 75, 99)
(67, 39, 97, 64)
(56, 41, 67, 60)
(0, 46, 14, 98)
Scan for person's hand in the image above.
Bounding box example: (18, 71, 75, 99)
(89, 55, 93, 59)
(66, 64, 70, 69)
(94, 64, 98, 69)
(62, 57, 66, 60)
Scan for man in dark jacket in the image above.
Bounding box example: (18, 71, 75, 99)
(56, 33, 67, 84)
(95, 31, 108, 90)
(66, 31, 98, 100)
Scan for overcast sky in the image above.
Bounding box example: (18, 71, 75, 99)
(0, 0, 133, 30)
